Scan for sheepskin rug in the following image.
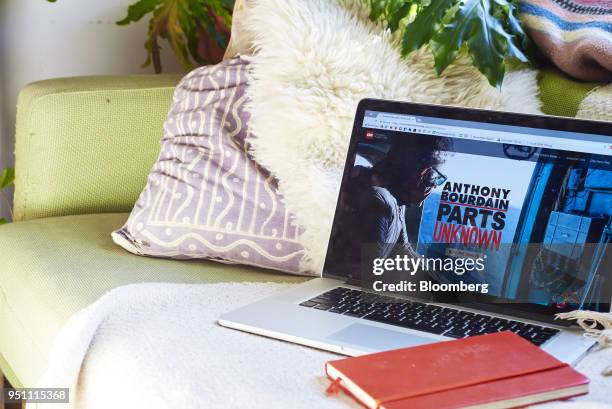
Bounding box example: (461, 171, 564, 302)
(577, 84, 612, 121)
(245, 0, 542, 274)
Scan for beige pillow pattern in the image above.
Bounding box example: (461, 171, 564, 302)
(113, 57, 310, 275)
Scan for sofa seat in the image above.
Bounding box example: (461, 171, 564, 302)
(0, 213, 307, 388)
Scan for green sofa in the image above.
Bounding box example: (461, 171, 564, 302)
(0, 75, 307, 389)
(0, 70, 606, 389)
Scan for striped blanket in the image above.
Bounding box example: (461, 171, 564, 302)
(519, 0, 612, 82)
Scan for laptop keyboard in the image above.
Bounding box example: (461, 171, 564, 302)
(299, 287, 560, 347)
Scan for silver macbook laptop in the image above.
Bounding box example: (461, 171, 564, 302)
(219, 99, 611, 364)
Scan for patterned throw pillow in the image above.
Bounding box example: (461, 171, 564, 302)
(112, 57, 310, 275)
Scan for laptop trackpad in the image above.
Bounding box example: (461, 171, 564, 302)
(327, 323, 435, 352)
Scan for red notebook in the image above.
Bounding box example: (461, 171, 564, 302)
(325, 332, 588, 409)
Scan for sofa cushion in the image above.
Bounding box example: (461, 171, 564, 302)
(0, 213, 306, 387)
(14, 75, 181, 222)
(538, 67, 603, 117)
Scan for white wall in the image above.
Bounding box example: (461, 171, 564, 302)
(0, 0, 184, 220)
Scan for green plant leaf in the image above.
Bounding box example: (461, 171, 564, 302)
(368, 0, 417, 27)
(141, 6, 164, 72)
(117, 0, 163, 25)
(0, 218, 6, 226)
(0, 168, 15, 190)
(388, 2, 412, 32)
(166, 3, 195, 71)
(195, 10, 228, 50)
(369, 0, 388, 21)
(218, 0, 236, 9)
(127, 0, 233, 72)
(178, 4, 207, 66)
(503, 0, 534, 61)
(371, 0, 533, 87)
(430, 0, 527, 87)
(208, 0, 235, 28)
(401, 0, 456, 56)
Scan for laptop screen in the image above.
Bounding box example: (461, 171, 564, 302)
(323, 104, 611, 316)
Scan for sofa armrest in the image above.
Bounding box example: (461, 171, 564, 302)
(14, 75, 181, 222)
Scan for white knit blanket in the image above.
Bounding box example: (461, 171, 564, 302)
(30, 283, 611, 409)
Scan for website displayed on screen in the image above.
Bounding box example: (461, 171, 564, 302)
(325, 110, 611, 313)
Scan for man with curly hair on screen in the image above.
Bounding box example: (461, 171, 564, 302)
(334, 133, 452, 265)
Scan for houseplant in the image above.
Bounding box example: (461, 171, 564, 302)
(116, 0, 234, 73)
(366, 0, 534, 88)
(0, 168, 15, 225)
(47, 0, 235, 73)
(47, 0, 534, 86)
(121, 0, 534, 84)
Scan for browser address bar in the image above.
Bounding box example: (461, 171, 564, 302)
(363, 115, 609, 156)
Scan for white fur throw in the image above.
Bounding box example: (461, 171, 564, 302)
(244, 0, 543, 273)
(577, 84, 612, 121)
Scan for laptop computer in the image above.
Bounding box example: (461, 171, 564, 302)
(219, 99, 611, 364)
